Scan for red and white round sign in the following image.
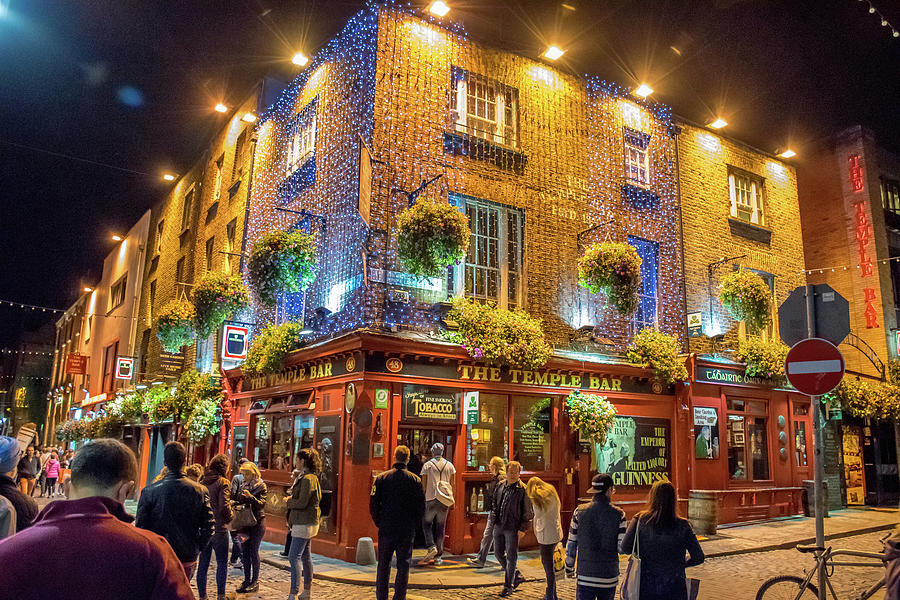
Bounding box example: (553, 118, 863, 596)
(785, 338, 845, 396)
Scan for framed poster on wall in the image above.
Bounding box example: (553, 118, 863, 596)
(693, 407, 719, 460)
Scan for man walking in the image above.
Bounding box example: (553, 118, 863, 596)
(136, 441, 215, 578)
(420, 442, 455, 565)
(492, 461, 533, 597)
(0, 436, 37, 533)
(564, 473, 626, 600)
(0, 438, 194, 599)
(370, 445, 426, 600)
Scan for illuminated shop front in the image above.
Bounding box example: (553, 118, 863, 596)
(224, 331, 685, 561)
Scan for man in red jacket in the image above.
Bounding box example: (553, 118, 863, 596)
(0, 438, 193, 599)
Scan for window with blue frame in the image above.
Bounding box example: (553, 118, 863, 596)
(628, 235, 659, 331)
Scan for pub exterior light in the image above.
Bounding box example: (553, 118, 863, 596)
(428, 1, 450, 17)
(708, 118, 727, 129)
(634, 83, 654, 98)
(111, 235, 123, 242)
(162, 173, 176, 181)
(778, 149, 797, 159)
(242, 112, 258, 123)
(214, 103, 228, 113)
(543, 45, 565, 61)
(292, 52, 309, 67)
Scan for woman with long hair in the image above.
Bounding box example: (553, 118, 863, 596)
(525, 477, 563, 600)
(620, 480, 704, 600)
(235, 461, 267, 594)
(284, 448, 322, 600)
(197, 454, 233, 600)
(468, 456, 505, 568)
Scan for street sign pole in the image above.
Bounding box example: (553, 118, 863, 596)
(806, 284, 826, 600)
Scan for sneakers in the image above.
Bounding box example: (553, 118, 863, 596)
(421, 546, 438, 564)
(299, 588, 311, 600)
(435, 557, 443, 566)
(499, 588, 513, 597)
(467, 557, 485, 568)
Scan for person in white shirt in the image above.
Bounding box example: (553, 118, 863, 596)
(419, 443, 455, 565)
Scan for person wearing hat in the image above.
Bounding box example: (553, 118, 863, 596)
(0, 435, 37, 533)
(564, 473, 626, 600)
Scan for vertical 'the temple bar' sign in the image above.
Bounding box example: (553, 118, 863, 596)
(848, 153, 879, 329)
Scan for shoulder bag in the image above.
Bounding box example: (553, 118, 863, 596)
(620, 518, 641, 600)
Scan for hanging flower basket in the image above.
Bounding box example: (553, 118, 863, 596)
(397, 200, 471, 278)
(243, 322, 304, 376)
(578, 242, 642, 315)
(564, 390, 617, 446)
(247, 230, 318, 307)
(719, 270, 771, 330)
(156, 298, 196, 352)
(192, 272, 251, 337)
(625, 327, 688, 384)
(735, 337, 789, 379)
(442, 297, 552, 370)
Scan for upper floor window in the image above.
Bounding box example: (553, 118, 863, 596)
(286, 100, 317, 177)
(181, 191, 194, 231)
(450, 67, 519, 148)
(108, 274, 127, 313)
(624, 128, 650, 188)
(205, 236, 215, 272)
(233, 129, 248, 182)
(155, 220, 165, 254)
(225, 218, 237, 274)
(883, 179, 900, 213)
(175, 256, 185, 287)
(729, 169, 765, 225)
(148, 279, 156, 321)
(628, 235, 659, 332)
(214, 154, 224, 201)
(449, 195, 523, 310)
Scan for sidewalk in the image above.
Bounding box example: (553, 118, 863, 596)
(259, 507, 898, 589)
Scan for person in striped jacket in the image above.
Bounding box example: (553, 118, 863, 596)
(564, 473, 626, 600)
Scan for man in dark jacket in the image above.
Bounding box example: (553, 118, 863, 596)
(0, 438, 193, 599)
(370, 445, 426, 600)
(564, 473, 626, 600)
(0, 436, 37, 532)
(136, 441, 215, 578)
(492, 460, 533, 597)
(16, 444, 40, 496)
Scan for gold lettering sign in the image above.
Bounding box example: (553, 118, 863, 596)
(247, 359, 335, 391)
(460, 365, 621, 391)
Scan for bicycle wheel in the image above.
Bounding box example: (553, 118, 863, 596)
(756, 575, 819, 600)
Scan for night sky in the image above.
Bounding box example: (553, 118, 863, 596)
(1, 0, 898, 339)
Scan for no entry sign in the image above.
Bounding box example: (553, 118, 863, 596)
(785, 338, 845, 396)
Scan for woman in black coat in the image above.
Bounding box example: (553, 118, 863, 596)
(621, 480, 704, 600)
(233, 461, 267, 594)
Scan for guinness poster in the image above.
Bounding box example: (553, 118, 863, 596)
(594, 416, 670, 487)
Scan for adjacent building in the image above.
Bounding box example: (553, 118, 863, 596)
(46, 291, 91, 443)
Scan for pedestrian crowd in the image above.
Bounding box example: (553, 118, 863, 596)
(0, 434, 717, 600)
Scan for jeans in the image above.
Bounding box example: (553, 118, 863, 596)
(283, 531, 292, 554)
(475, 511, 495, 564)
(45, 478, 57, 496)
(539, 543, 557, 600)
(229, 531, 243, 563)
(288, 535, 313, 594)
(575, 585, 616, 600)
(376, 530, 414, 600)
(493, 528, 519, 590)
(197, 530, 229, 598)
(241, 518, 265, 584)
(422, 500, 449, 556)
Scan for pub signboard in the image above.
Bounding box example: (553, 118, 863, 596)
(401, 385, 460, 423)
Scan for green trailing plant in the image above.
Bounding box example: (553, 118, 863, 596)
(106, 392, 145, 423)
(625, 327, 688, 384)
(143, 386, 177, 423)
(192, 272, 251, 337)
(247, 230, 318, 307)
(735, 337, 789, 379)
(56, 419, 88, 443)
(397, 200, 471, 278)
(243, 322, 304, 376)
(578, 242, 643, 315)
(719, 270, 771, 330)
(156, 298, 196, 352)
(825, 377, 900, 422)
(184, 394, 222, 442)
(564, 390, 617, 446)
(442, 297, 552, 370)
(171, 370, 224, 440)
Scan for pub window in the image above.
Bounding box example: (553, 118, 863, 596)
(286, 99, 317, 177)
(450, 195, 523, 310)
(254, 415, 271, 470)
(794, 420, 808, 467)
(108, 273, 127, 313)
(624, 127, 650, 188)
(729, 168, 765, 225)
(726, 398, 770, 481)
(467, 393, 507, 471)
(252, 401, 314, 474)
(512, 396, 551, 472)
(883, 179, 900, 213)
(628, 235, 659, 332)
(450, 67, 519, 147)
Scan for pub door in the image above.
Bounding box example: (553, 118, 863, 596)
(398, 425, 456, 548)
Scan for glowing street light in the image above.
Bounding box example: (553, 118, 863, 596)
(292, 52, 309, 67)
(214, 103, 228, 113)
(428, 1, 450, 17)
(634, 83, 654, 98)
(778, 149, 797, 159)
(162, 173, 176, 181)
(83, 287, 93, 293)
(543, 45, 565, 61)
(708, 118, 728, 130)
(111, 234, 123, 242)
(242, 112, 257, 123)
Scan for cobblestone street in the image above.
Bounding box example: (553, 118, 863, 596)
(195, 531, 888, 600)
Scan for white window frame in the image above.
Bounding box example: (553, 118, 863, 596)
(728, 169, 765, 225)
(108, 273, 128, 313)
(225, 218, 237, 274)
(624, 128, 650, 188)
(449, 196, 523, 310)
(155, 220, 164, 255)
(213, 154, 224, 201)
(285, 101, 317, 177)
(451, 68, 519, 148)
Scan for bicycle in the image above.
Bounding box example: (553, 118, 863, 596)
(756, 544, 885, 600)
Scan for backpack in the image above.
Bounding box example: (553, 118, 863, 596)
(431, 458, 455, 508)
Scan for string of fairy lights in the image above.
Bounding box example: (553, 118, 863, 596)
(855, 0, 900, 39)
(802, 254, 900, 275)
